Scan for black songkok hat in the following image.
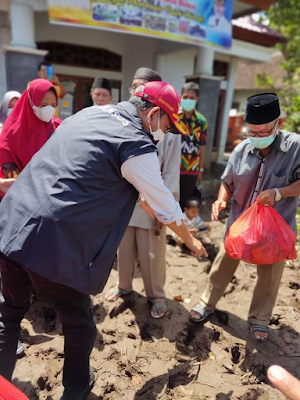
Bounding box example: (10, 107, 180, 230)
(245, 93, 280, 125)
(133, 67, 162, 82)
(92, 77, 112, 93)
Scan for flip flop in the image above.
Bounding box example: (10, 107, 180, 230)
(189, 304, 215, 322)
(105, 286, 126, 302)
(249, 323, 269, 342)
(151, 301, 167, 319)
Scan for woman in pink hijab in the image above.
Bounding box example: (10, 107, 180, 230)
(0, 79, 61, 180)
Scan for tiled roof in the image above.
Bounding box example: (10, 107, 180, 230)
(232, 16, 285, 40)
(235, 52, 286, 90)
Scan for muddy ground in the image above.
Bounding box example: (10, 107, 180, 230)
(12, 194, 300, 400)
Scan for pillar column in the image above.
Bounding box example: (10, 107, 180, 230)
(195, 47, 214, 76)
(0, 27, 10, 98)
(185, 46, 221, 170)
(10, 1, 36, 49)
(4, 0, 48, 93)
(217, 57, 238, 164)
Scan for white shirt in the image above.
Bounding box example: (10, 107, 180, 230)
(121, 152, 183, 226)
(208, 15, 231, 35)
(183, 212, 204, 230)
(127, 133, 181, 229)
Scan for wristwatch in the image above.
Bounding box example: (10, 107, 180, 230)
(137, 195, 145, 205)
(199, 168, 204, 173)
(274, 188, 282, 201)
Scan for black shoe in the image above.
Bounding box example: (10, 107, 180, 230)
(60, 366, 95, 400)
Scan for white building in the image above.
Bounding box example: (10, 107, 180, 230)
(0, 0, 281, 166)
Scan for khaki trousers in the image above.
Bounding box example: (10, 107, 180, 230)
(199, 243, 285, 326)
(118, 226, 166, 300)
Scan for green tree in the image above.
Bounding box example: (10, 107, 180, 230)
(254, 72, 274, 89)
(267, 0, 300, 132)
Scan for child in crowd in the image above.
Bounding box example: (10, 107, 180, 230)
(174, 198, 210, 246)
(183, 198, 211, 238)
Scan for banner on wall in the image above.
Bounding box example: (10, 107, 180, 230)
(47, 0, 233, 48)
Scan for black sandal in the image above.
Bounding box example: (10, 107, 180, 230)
(249, 323, 269, 342)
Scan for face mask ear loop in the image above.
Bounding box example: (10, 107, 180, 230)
(273, 119, 279, 138)
(158, 110, 161, 131)
(28, 92, 37, 115)
(148, 108, 160, 134)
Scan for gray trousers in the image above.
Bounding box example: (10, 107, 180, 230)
(199, 244, 285, 326)
(118, 226, 166, 300)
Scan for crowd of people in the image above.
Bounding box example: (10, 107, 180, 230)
(0, 62, 299, 400)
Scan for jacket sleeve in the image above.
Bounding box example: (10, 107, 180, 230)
(121, 152, 183, 225)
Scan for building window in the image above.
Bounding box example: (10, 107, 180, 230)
(193, 56, 228, 78)
(37, 42, 122, 72)
(213, 60, 229, 78)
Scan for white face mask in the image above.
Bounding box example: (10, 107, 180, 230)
(149, 111, 165, 143)
(28, 93, 56, 123)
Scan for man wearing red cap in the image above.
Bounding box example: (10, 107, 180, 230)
(0, 81, 207, 399)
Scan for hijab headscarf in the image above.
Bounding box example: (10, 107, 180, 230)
(0, 91, 21, 125)
(0, 79, 61, 172)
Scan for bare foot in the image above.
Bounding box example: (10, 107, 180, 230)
(249, 323, 268, 342)
(190, 310, 201, 320)
(253, 331, 268, 341)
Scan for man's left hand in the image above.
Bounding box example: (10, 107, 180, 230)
(257, 189, 276, 206)
(197, 171, 203, 182)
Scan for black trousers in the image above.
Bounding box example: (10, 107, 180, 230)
(179, 174, 198, 209)
(0, 253, 96, 399)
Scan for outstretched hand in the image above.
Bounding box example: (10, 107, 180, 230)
(211, 200, 227, 221)
(186, 236, 208, 258)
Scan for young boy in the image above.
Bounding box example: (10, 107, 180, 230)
(183, 198, 210, 239)
(179, 82, 207, 209)
(173, 198, 210, 247)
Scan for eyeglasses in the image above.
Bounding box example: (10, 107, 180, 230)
(128, 86, 138, 95)
(245, 119, 279, 138)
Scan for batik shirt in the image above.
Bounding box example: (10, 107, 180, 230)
(179, 109, 207, 175)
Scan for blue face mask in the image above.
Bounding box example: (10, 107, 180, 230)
(6, 108, 12, 117)
(181, 99, 196, 112)
(249, 133, 276, 149)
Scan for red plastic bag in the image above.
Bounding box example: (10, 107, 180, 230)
(0, 375, 29, 399)
(225, 202, 297, 265)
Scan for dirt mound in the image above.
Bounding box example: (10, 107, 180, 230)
(12, 219, 300, 399)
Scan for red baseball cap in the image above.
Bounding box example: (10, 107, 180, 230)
(134, 81, 187, 135)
